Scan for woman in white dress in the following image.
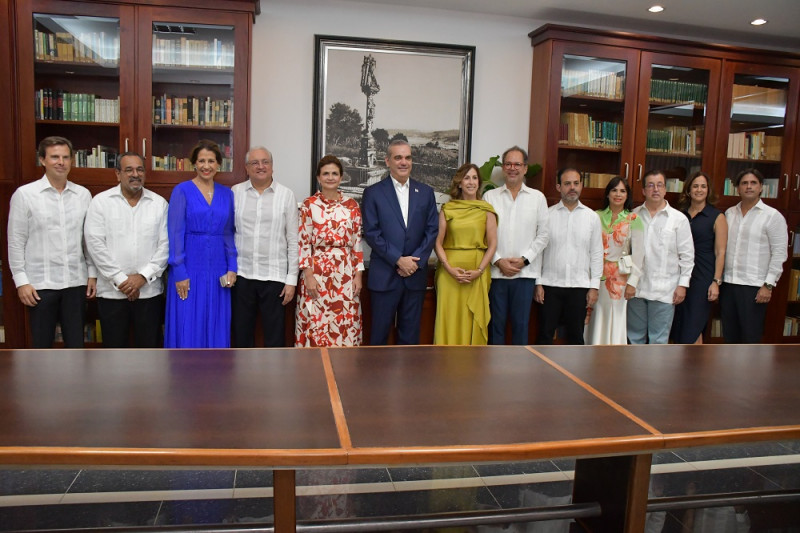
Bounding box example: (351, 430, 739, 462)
(586, 177, 643, 344)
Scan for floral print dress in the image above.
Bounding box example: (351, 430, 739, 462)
(585, 207, 643, 345)
(295, 192, 364, 347)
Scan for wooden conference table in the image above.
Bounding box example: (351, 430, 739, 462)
(1, 344, 799, 532)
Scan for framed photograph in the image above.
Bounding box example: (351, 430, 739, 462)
(313, 35, 475, 203)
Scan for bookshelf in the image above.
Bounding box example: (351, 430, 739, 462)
(529, 25, 800, 344)
(529, 30, 721, 204)
(3, 0, 256, 348)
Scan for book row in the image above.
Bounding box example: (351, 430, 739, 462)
(649, 78, 708, 105)
(34, 29, 119, 64)
(152, 36, 234, 68)
(153, 94, 233, 128)
(788, 269, 800, 303)
(151, 155, 233, 172)
(561, 69, 625, 100)
(783, 316, 800, 337)
(646, 127, 702, 155)
(727, 131, 782, 161)
(723, 178, 779, 199)
(559, 113, 622, 148)
(35, 89, 119, 123)
(73, 146, 118, 169)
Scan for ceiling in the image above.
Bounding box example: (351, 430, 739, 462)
(347, 0, 800, 52)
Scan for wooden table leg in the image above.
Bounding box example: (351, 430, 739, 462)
(572, 454, 652, 532)
(274, 469, 297, 533)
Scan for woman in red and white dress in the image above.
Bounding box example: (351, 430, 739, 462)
(295, 155, 364, 346)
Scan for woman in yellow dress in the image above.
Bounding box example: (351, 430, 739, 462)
(433, 163, 497, 345)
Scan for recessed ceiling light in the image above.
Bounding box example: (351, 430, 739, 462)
(648, 5, 665, 13)
(751, 18, 767, 25)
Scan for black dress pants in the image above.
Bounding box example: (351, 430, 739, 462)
(28, 286, 86, 348)
(97, 295, 164, 348)
(536, 286, 587, 345)
(231, 277, 288, 347)
(720, 283, 768, 344)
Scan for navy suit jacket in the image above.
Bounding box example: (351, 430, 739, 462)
(362, 175, 439, 292)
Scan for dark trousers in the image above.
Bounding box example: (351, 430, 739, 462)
(97, 296, 164, 348)
(231, 278, 288, 347)
(488, 278, 536, 345)
(720, 283, 768, 344)
(536, 286, 587, 345)
(369, 287, 426, 345)
(28, 286, 86, 348)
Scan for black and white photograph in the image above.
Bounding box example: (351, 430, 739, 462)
(313, 35, 475, 203)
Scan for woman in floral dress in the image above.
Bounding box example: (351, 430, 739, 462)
(585, 176, 643, 345)
(295, 155, 364, 346)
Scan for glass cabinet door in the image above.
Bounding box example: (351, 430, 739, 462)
(17, 1, 134, 183)
(717, 63, 800, 208)
(635, 53, 720, 199)
(137, 8, 249, 185)
(551, 42, 639, 201)
(783, 216, 800, 341)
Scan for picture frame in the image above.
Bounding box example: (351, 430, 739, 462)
(313, 35, 475, 203)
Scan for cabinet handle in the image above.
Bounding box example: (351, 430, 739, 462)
(624, 163, 629, 180)
(142, 138, 147, 159)
(637, 164, 643, 182)
(795, 173, 799, 192)
(124, 138, 129, 152)
(782, 173, 789, 191)
(790, 231, 795, 249)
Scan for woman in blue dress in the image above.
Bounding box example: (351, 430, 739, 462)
(165, 140, 237, 348)
(672, 171, 727, 344)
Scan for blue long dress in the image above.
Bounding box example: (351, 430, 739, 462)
(165, 180, 237, 348)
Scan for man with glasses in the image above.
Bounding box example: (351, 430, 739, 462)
(231, 147, 298, 347)
(483, 146, 549, 344)
(625, 170, 694, 344)
(8, 136, 97, 348)
(84, 151, 169, 347)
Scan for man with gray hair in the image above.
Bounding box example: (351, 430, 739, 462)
(84, 152, 169, 347)
(483, 145, 549, 344)
(231, 147, 299, 347)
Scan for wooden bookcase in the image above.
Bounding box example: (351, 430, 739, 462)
(2, 0, 256, 348)
(528, 24, 800, 344)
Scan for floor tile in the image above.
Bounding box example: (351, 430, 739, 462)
(0, 501, 160, 531)
(68, 469, 235, 493)
(671, 441, 795, 462)
(0, 469, 79, 496)
(389, 464, 478, 482)
(234, 469, 273, 489)
(473, 460, 560, 477)
(297, 467, 391, 486)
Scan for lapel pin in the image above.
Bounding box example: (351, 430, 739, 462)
(414, 188, 418, 193)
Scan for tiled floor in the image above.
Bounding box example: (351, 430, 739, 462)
(1, 441, 799, 531)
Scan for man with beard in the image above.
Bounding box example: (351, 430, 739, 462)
(534, 167, 603, 345)
(84, 152, 169, 347)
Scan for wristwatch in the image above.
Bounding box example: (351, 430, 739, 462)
(763, 283, 774, 290)
(522, 257, 530, 266)
(713, 278, 722, 286)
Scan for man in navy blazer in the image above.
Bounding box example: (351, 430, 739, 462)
(362, 139, 439, 345)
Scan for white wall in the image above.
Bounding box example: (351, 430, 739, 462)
(250, 0, 542, 201)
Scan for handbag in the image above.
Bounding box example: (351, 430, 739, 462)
(618, 254, 633, 274)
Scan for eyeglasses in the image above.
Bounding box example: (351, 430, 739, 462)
(122, 167, 145, 175)
(645, 182, 666, 190)
(503, 162, 524, 169)
(247, 159, 272, 167)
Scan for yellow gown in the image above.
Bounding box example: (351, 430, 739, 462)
(434, 200, 496, 345)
